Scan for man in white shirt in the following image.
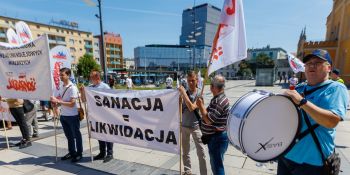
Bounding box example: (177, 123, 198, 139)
(125, 75, 134, 89)
(166, 75, 173, 89)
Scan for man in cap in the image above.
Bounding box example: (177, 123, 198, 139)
(278, 49, 349, 175)
(331, 68, 345, 84)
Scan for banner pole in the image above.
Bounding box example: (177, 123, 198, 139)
(2, 116, 10, 149)
(84, 101, 93, 162)
(179, 97, 183, 174)
(52, 107, 58, 162)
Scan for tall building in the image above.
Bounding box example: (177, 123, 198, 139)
(179, 3, 221, 69)
(297, 0, 350, 84)
(0, 16, 94, 65)
(94, 32, 123, 72)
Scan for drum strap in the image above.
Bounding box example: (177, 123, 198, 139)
(302, 109, 326, 161)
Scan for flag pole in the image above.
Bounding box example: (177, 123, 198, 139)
(1, 116, 10, 149)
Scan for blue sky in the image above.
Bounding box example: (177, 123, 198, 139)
(0, 0, 332, 58)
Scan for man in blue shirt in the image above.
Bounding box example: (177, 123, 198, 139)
(279, 49, 349, 175)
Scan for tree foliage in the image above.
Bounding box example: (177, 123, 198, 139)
(76, 54, 101, 79)
(256, 53, 275, 68)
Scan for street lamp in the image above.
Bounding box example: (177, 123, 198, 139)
(83, 0, 108, 83)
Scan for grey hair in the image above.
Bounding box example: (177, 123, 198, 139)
(211, 75, 225, 90)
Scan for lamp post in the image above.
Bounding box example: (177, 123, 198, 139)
(83, 0, 108, 83)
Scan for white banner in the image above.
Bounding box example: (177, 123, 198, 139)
(85, 88, 180, 154)
(0, 34, 53, 100)
(0, 101, 15, 122)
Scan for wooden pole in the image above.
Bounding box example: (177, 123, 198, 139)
(1, 116, 10, 149)
(52, 109, 58, 162)
(84, 101, 93, 162)
(179, 97, 183, 174)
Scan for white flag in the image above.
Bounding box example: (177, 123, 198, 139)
(207, 0, 247, 75)
(15, 21, 33, 44)
(287, 53, 305, 73)
(6, 28, 21, 46)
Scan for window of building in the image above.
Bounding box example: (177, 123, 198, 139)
(79, 40, 82, 44)
(80, 48, 82, 51)
(5, 20, 9, 24)
(69, 39, 74, 45)
(269, 52, 273, 58)
(36, 25, 40, 29)
(56, 29, 59, 32)
(70, 47, 76, 53)
(78, 32, 81, 36)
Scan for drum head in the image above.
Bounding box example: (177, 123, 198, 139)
(240, 95, 300, 162)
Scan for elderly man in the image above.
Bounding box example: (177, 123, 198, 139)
(279, 49, 349, 175)
(196, 75, 230, 175)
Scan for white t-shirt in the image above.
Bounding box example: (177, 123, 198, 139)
(126, 78, 133, 88)
(58, 81, 78, 116)
(166, 77, 173, 88)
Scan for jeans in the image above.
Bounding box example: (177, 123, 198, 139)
(98, 140, 113, 156)
(182, 126, 207, 175)
(60, 115, 83, 156)
(207, 131, 229, 175)
(10, 107, 30, 140)
(277, 157, 324, 175)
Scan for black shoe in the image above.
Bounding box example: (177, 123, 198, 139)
(32, 133, 39, 138)
(93, 153, 106, 161)
(103, 155, 113, 163)
(19, 141, 32, 149)
(61, 153, 72, 161)
(14, 140, 25, 147)
(71, 154, 82, 163)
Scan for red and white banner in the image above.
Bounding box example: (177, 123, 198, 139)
(50, 46, 73, 92)
(208, 0, 247, 75)
(287, 53, 305, 73)
(0, 34, 53, 101)
(0, 101, 15, 122)
(85, 88, 180, 154)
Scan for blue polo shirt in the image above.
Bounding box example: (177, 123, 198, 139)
(285, 80, 349, 166)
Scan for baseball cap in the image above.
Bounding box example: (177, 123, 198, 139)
(303, 49, 332, 65)
(332, 68, 340, 75)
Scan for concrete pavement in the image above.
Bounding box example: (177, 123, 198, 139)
(0, 80, 350, 175)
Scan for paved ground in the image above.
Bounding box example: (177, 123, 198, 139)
(0, 80, 350, 175)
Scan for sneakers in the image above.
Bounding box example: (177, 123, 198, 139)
(71, 154, 82, 163)
(61, 153, 73, 161)
(103, 155, 113, 163)
(93, 153, 105, 161)
(14, 140, 25, 147)
(19, 140, 32, 149)
(32, 133, 39, 138)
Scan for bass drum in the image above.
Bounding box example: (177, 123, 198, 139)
(227, 90, 300, 162)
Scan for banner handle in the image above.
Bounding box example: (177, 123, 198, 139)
(1, 115, 10, 149)
(52, 106, 59, 162)
(84, 100, 93, 162)
(179, 97, 183, 174)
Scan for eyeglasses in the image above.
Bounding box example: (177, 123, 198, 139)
(304, 62, 328, 68)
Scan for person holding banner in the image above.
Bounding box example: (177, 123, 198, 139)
(279, 49, 349, 175)
(178, 71, 208, 175)
(1, 98, 32, 148)
(51, 68, 83, 163)
(196, 75, 229, 175)
(80, 69, 114, 163)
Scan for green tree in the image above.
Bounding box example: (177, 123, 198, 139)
(76, 54, 101, 79)
(237, 60, 253, 77)
(256, 53, 275, 68)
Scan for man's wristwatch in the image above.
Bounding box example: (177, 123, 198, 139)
(297, 98, 307, 107)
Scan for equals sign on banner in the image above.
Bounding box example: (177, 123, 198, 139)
(123, 115, 129, 122)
